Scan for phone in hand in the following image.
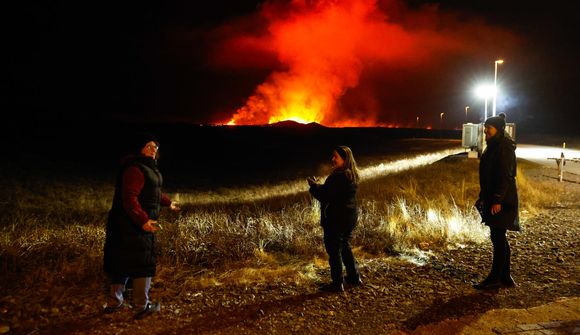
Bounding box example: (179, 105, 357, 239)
(307, 176, 318, 186)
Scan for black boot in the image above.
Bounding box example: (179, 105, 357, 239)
(473, 279, 502, 290)
(500, 243, 515, 288)
(134, 302, 160, 320)
(344, 275, 363, 287)
(476, 228, 507, 290)
(501, 275, 516, 288)
(319, 282, 344, 293)
(473, 281, 501, 290)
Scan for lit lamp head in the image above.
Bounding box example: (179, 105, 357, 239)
(476, 85, 495, 98)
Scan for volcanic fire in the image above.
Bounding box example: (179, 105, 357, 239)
(226, 0, 390, 126)
(215, 0, 520, 127)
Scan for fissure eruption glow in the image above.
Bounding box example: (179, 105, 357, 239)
(211, 0, 519, 127)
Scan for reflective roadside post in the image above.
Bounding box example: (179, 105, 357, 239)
(439, 112, 445, 138)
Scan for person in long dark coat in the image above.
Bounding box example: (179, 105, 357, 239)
(474, 115, 520, 290)
(103, 133, 180, 319)
(308, 146, 362, 292)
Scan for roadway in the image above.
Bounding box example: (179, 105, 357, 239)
(516, 143, 580, 180)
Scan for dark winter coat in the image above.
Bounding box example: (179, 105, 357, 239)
(478, 133, 520, 231)
(104, 155, 163, 278)
(309, 170, 358, 231)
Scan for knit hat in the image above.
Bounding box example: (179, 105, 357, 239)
(484, 115, 506, 131)
(130, 132, 159, 155)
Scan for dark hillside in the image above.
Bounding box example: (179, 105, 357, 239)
(4, 120, 461, 188)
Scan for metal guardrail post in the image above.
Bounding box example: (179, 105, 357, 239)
(545, 143, 580, 182)
(547, 143, 567, 182)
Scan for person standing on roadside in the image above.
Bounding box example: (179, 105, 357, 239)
(103, 133, 180, 319)
(474, 116, 520, 290)
(308, 146, 362, 293)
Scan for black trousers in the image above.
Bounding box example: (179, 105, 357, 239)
(323, 225, 360, 285)
(488, 227, 511, 282)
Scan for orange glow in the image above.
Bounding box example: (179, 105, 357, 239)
(229, 76, 329, 125)
(227, 0, 408, 126)
(216, 0, 521, 127)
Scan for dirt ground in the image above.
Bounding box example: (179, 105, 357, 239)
(1, 162, 578, 335)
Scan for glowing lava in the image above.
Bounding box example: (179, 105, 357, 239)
(217, 0, 520, 127)
(226, 0, 391, 126)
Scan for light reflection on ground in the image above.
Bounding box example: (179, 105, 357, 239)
(175, 147, 464, 205)
(516, 144, 580, 175)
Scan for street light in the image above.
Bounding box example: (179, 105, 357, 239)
(465, 106, 469, 122)
(493, 59, 504, 116)
(476, 84, 494, 120)
(440, 112, 445, 129)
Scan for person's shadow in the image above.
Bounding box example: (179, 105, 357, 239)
(403, 291, 500, 331)
(40, 289, 327, 335)
(174, 290, 328, 333)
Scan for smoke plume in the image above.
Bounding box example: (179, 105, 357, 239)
(208, 0, 520, 127)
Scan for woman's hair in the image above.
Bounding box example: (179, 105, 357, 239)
(334, 146, 360, 184)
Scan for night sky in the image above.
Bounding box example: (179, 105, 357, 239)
(4, 0, 579, 133)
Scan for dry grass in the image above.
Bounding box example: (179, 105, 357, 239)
(0, 153, 561, 292)
(515, 160, 563, 215)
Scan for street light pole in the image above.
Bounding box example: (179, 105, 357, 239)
(476, 84, 493, 122)
(493, 59, 504, 116)
(465, 106, 469, 122)
(484, 97, 488, 120)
